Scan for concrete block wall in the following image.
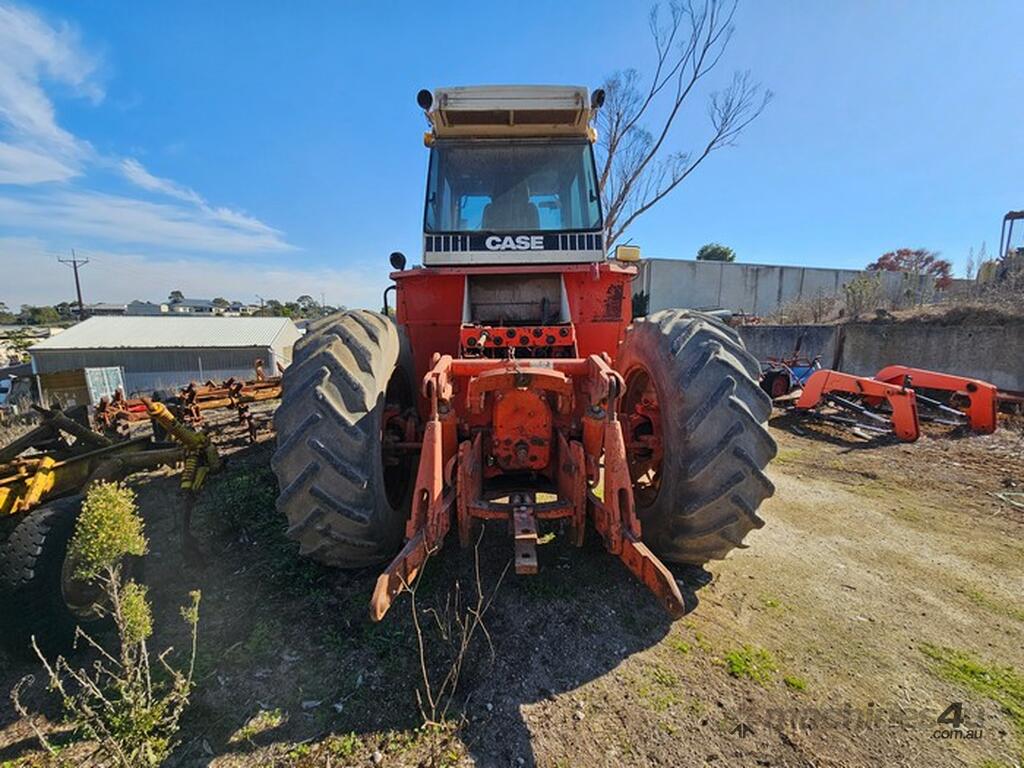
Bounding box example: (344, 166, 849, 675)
(638, 258, 934, 316)
(735, 325, 840, 368)
(839, 323, 1024, 392)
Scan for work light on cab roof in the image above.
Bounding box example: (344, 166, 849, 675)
(271, 84, 777, 622)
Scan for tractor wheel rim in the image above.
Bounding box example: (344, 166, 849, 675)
(622, 365, 664, 509)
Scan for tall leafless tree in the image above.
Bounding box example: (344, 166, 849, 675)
(596, 0, 772, 248)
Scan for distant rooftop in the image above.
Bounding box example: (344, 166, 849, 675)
(29, 316, 298, 351)
(170, 298, 216, 308)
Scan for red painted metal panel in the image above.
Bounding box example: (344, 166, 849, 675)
(394, 262, 634, 421)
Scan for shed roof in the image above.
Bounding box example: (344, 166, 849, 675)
(29, 316, 298, 351)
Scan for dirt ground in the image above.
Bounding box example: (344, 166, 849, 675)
(1, 405, 1023, 768)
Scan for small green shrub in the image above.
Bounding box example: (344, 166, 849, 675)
(119, 581, 153, 645)
(842, 273, 885, 318)
(69, 482, 147, 580)
(13, 483, 201, 768)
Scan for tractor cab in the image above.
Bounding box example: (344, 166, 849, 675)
(390, 86, 639, 368)
(420, 86, 609, 266)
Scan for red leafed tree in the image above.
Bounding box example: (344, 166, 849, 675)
(867, 248, 953, 289)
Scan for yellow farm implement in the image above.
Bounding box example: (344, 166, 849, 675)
(0, 399, 220, 655)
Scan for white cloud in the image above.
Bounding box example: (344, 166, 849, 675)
(0, 1, 99, 183)
(0, 237, 383, 310)
(118, 158, 285, 240)
(0, 141, 76, 182)
(0, 1, 297, 264)
(119, 158, 203, 205)
(0, 190, 294, 253)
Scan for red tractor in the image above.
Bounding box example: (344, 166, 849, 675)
(272, 86, 776, 620)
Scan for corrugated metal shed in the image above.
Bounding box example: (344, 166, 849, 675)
(30, 316, 301, 397)
(30, 316, 297, 350)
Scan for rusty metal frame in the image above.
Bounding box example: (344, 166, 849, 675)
(795, 369, 920, 442)
(873, 365, 998, 434)
(368, 350, 686, 622)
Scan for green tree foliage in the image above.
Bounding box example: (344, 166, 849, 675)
(17, 304, 61, 325)
(696, 242, 736, 262)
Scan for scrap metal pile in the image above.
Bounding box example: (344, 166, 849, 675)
(94, 358, 282, 442)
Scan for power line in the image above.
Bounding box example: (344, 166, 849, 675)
(57, 250, 89, 319)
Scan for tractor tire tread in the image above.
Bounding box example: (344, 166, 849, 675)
(618, 309, 777, 565)
(0, 496, 88, 657)
(272, 310, 409, 568)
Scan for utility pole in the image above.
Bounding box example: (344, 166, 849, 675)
(321, 291, 326, 317)
(58, 250, 89, 320)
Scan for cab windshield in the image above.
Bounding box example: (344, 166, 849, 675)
(424, 140, 602, 233)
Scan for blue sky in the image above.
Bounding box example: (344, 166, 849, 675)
(1, 0, 1022, 308)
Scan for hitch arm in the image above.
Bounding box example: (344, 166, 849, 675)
(590, 392, 686, 617)
(370, 356, 455, 621)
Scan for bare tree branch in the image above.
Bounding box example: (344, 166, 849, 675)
(596, 0, 771, 248)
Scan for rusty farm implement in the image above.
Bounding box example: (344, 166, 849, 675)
(791, 366, 1000, 441)
(0, 400, 220, 655)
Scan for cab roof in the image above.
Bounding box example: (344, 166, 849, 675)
(423, 85, 595, 140)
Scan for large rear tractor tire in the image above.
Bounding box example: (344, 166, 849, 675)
(0, 496, 106, 657)
(616, 310, 777, 564)
(272, 310, 415, 568)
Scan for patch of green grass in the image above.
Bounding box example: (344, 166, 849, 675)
(635, 666, 682, 712)
(242, 618, 279, 657)
(783, 675, 807, 691)
(198, 466, 333, 602)
(287, 743, 313, 759)
(667, 636, 691, 655)
(229, 708, 286, 744)
(649, 665, 678, 687)
(325, 732, 362, 758)
(958, 586, 1024, 623)
(722, 645, 778, 684)
(773, 447, 805, 464)
(920, 644, 1024, 742)
(693, 631, 713, 653)
(382, 728, 417, 754)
